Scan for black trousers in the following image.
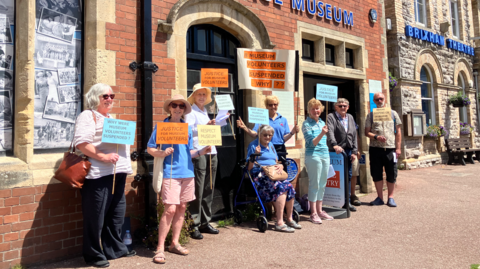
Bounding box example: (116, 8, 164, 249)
(190, 154, 218, 228)
(81, 173, 128, 263)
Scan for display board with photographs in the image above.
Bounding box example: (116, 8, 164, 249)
(34, 0, 82, 150)
(0, 0, 14, 154)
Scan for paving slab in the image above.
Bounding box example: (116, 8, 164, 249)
(31, 164, 480, 268)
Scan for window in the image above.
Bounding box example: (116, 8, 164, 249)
(415, 0, 427, 26)
(450, 0, 459, 38)
(345, 48, 354, 68)
(0, 1, 15, 156)
(458, 74, 467, 122)
(325, 44, 335, 66)
(420, 66, 435, 125)
(186, 25, 237, 59)
(302, 39, 314, 62)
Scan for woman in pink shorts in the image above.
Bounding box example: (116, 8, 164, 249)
(147, 94, 211, 264)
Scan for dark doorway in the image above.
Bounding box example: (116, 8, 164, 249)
(186, 24, 243, 218)
(303, 75, 358, 123)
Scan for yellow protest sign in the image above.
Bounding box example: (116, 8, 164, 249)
(373, 107, 393, 122)
(197, 125, 222, 146)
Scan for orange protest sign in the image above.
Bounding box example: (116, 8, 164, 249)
(201, 68, 229, 88)
(243, 51, 276, 60)
(156, 122, 189, 145)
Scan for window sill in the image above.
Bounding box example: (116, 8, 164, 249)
(0, 153, 64, 172)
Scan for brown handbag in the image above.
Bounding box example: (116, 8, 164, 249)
(54, 111, 96, 188)
(261, 164, 288, 181)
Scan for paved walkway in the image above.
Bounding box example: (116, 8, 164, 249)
(32, 164, 480, 268)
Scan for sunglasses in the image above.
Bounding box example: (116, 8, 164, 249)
(374, 98, 384, 101)
(337, 105, 348, 108)
(102, 94, 115, 100)
(268, 103, 278, 107)
(170, 103, 186, 109)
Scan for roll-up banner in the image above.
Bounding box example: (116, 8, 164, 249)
(237, 48, 296, 91)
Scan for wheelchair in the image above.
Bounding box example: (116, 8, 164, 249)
(233, 152, 300, 232)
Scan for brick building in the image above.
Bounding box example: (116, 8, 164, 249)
(0, 0, 388, 267)
(386, 0, 480, 169)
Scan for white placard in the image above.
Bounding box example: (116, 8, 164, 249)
(215, 95, 235, 111)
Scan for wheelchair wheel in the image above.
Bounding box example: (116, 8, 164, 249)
(234, 209, 243, 224)
(286, 158, 298, 182)
(292, 209, 300, 223)
(256, 216, 268, 232)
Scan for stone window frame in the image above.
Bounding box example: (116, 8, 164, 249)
(457, 71, 468, 122)
(414, 0, 428, 27)
(420, 65, 436, 125)
(450, 0, 460, 39)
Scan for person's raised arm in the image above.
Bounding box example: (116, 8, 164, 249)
(236, 116, 257, 138)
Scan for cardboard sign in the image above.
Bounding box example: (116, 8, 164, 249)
(215, 95, 235, 111)
(201, 68, 229, 88)
(237, 48, 295, 91)
(248, 107, 269, 125)
(316, 84, 338, 102)
(101, 119, 136, 145)
(373, 107, 392, 122)
(197, 125, 222, 146)
(323, 152, 346, 208)
(156, 122, 189, 145)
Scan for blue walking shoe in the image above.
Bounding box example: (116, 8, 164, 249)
(387, 198, 397, 207)
(369, 197, 385, 206)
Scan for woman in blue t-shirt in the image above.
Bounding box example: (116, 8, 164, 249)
(246, 125, 300, 233)
(147, 94, 211, 264)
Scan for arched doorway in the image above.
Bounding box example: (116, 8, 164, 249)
(186, 24, 242, 217)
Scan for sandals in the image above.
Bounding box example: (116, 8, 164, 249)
(153, 251, 166, 264)
(285, 220, 302, 229)
(168, 244, 189, 255)
(274, 223, 295, 233)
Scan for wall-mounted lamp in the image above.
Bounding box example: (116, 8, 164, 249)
(440, 21, 450, 33)
(386, 18, 392, 30)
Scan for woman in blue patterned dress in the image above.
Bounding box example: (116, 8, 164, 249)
(246, 125, 301, 232)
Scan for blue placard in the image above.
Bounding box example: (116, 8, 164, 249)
(369, 93, 377, 112)
(316, 84, 338, 102)
(101, 118, 136, 145)
(359, 154, 366, 165)
(323, 152, 346, 208)
(248, 107, 269, 125)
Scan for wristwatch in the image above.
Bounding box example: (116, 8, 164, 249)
(374, 135, 378, 140)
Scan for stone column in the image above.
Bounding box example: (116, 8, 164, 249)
(14, 0, 36, 163)
(356, 80, 373, 193)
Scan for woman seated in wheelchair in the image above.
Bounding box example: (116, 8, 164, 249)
(246, 124, 301, 233)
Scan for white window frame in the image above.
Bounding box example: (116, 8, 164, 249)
(421, 66, 436, 125)
(458, 74, 467, 122)
(450, 0, 460, 38)
(415, 0, 427, 26)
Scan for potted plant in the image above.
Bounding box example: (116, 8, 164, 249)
(426, 125, 448, 139)
(389, 72, 397, 93)
(448, 92, 471, 107)
(460, 122, 474, 136)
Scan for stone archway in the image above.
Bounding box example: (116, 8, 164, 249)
(453, 58, 473, 86)
(158, 0, 275, 92)
(414, 49, 444, 84)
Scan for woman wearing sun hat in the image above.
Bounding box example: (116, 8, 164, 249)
(185, 83, 220, 240)
(147, 94, 211, 264)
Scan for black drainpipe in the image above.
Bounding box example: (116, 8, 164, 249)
(130, 0, 158, 227)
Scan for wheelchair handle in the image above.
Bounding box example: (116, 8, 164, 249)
(277, 152, 288, 156)
(249, 153, 261, 162)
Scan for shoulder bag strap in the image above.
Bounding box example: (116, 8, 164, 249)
(69, 110, 97, 154)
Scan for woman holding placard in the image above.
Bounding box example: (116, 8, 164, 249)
(74, 83, 135, 268)
(246, 124, 300, 232)
(302, 98, 334, 224)
(185, 83, 220, 240)
(147, 94, 211, 264)
(237, 95, 299, 161)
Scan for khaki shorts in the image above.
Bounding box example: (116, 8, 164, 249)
(161, 177, 196, 205)
(352, 158, 360, 177)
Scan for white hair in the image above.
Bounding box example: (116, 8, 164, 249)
(258, 125, 274, 136)
(85, 83, 113, 110)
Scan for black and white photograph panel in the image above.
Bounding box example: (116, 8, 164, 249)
(35, 70, 60, 113)
(34, 117, 74, 149)
(36, 0, 82, 30)
(37, 7, 77, 43)
(0, 127, 12, 151)
(57, 84, 80, 103)
(34, 35, 80, 70)
(57, 67, 78, 85)
(42, 98, 79, 123)
(0, 44, 13, 69)
(0, 68, 12, 89)
(0, 0, 15, 25)
(0, 90, 12, 129)
(0, 15, 12, 43)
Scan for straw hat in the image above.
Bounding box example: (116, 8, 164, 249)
(163, 94, 192, 115)
(187, 83, 212, 105)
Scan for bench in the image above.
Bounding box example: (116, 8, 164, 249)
(445, 138, 480, 165)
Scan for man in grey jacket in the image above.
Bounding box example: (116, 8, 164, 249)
(327, 98, 359, 212)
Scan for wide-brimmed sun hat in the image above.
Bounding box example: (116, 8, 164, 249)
(164, 94, 192, 115)
(187, 83, 212, 105)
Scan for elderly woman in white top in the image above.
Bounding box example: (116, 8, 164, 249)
(185, 83, 220, 239)
(74, 83, 135, 268)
